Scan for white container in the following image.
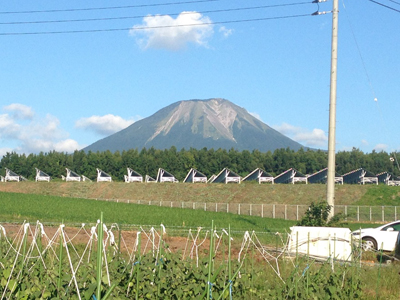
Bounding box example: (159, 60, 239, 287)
(287, 226, 353, 261)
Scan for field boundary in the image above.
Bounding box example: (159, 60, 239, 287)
(87, 196, 399, 223)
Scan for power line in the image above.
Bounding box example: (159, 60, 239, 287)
(0, 13, 312, 36)
(367, 0, 400, 13)
(0, 0, 221, 14)
(0, 3, 312, 25)
(388, 0, 400, 5)
(341, 0, 377, 101)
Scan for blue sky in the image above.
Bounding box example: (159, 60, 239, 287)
(0, 0, 399, 156)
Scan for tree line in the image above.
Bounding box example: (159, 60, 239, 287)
(0, 147, 398, 182)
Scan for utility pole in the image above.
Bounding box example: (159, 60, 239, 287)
(326, 0, 339, 220)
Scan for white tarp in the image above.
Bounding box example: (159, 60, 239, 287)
(287, 226, 353, 261)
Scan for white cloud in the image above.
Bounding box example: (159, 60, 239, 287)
(75, 114, 136, 136)
(0, 104, 82, 155)
(130, 11, 214, 50)
(373, 143, 388, 152)
(219, 26, 233, 38)
(54, 139, 82, 153)
(0, 147, 13, 157)
(249, 112, 262, 121)
(273, 122, 328, 148)
(3, 103, 34, 120)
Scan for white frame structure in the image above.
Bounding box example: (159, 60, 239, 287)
(35, 168, 51, 182)
(243, 168, 274, 184)
(96, 168, 112, 182)
(65, 168, 82, 182)
(82, 175, 92, 182)
(342, 168, 378, 185)
(5, 168, 27, 182)
(183, 168, 207, 183)
(211, 168, 241, 184)
(307, 168, 343, 184)
(124, 168, 143, 183)
(145, 175, 157, 183)
(207, 175, 216, 183)
(156, 168, 178, 183)
(274, 168, 308, 184)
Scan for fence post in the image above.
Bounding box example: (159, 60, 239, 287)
(128, 200, 130, 204)
(296, 205, 299, 221)
(284, 205, 287, 220)
(345, 206, 347, 220)
(238, 204, 241, 215)
(369, 206, 372, 222)
(193, 202, 195, 210)
(382, 206, 384, 222)
(204, 203, 206, 211)
(227, 203, 229, 213)
(261, 204, 264, 218)
(160, 201, 162, 207)
(138, 200, 141, 205)
(170, 201, 173, 208)
(357, 206, 359, 222)
(250, 204, 252, 216)
(395, 206, 397, 221)
(215, 203, 218, 212)
(273, 204, 276, 219)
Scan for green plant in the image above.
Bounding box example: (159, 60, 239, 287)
(297, 202, 347, 227)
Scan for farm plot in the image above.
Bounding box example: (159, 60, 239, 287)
(0, 219, 392, 299)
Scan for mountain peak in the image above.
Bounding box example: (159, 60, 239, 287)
(83, 98, 305, 153)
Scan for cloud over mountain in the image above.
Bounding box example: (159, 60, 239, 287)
(130, 11, 214, 50)
(75, 114, 137, 136)
(273, 123, 328, 148)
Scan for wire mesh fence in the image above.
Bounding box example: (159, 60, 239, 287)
(94, 197, 400, 223)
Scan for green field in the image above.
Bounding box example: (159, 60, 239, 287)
(0, 192, 298, 232)
(0, 191, 385, 232)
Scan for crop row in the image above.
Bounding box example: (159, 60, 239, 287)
(1, 219, 396, 299)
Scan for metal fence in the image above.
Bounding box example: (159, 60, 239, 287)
(94, 197, 399, 223)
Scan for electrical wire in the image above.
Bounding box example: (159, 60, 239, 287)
(0, 3, 312, 25)
(388, 0, 400, 5)
(341, 0, 377, 101)
(0, 0, 221, 14)
(343, 0, 400, 168)
(367, 0, 400, 13)
(0, 13, 313, 36)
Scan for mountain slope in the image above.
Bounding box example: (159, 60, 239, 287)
(83, 98, 306, 152)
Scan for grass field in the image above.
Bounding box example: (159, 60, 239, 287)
(0, 191, 384, 232)
(0, 192, 298, 232)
